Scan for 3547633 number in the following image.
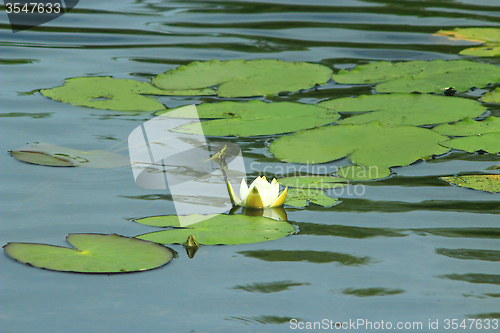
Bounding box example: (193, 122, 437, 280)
(5, 3, 61, 14)
(444, 319, 499, 330)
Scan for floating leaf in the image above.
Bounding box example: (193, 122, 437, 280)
(440, 175, 500, 193)
(441, 132, 500, 153)
(335, 166, 391, 180)
(10, 142, 129, 168)
(135, 214, 294, 245)
(157, 101, 339, 137)
(278, 176, 348, 189)
(333, 60, 500, 93)
(270, 121, 450, 167)
(318, 93, 486, 126)
(435, 28, 500, 57)
(3, 234, 173, 273)
(433, 116, 500, 136)
(40, 77, 214, 112)
(482, 88, 500, 103)
(285, 188, 339, 207)
(152, 59, 332, 97)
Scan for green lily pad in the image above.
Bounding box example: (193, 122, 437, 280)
(270, 121, 450, 167)
(318, 93, 486, 126)
(3, 233, 173, 273)
(335, 166, 391, 180)
(285, 188, 339, 207)
(440, 175, 500, 193)
(333, 60, 500, 93)
(433, 116, 500, 136)
(482, 88, 500, 104)
(157, 100, 339, 137)
(10, 142, 129, 168)
(278, 176, 348, 189)
(435, 28, 500, 57)
(135, 214, 295, 245)
(441, 132, 500, 153)
(40, 77, 214, 112)
(152, 59, 333, 97)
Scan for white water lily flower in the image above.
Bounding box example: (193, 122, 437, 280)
(227, 176, 288, 209)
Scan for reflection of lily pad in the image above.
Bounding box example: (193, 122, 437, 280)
(440, 175, 500, 193)
(10, 142, 129, 168)
(152, 59, 332, 97)
(333, 60, 500, 93)
(3, 234, 173, 273)
(318, 94, 486, 126)
(342, 287, 404, 297)
(40, 77, 214, 112)
(278, 176, 348, 189)
(270, 121, 450, 167)
(441, 132, 500, 153)
(433, 116, 500, 136)
(436, 248, 500, 262)
(482, 88, 500, 103)
(135, 214, 294, 245)
(233, 280, 310, 293)
(435, 28, 500, 57)
(285, 188, 339, 207)
(238, 250, 372, 265)
(335, 166, 391, 180)
(157, 101, 339, 137)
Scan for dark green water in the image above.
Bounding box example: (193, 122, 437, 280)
(1, 1, 500, 332)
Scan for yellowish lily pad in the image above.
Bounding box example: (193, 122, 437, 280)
(435, 28, 500, 57)
(482, 88, 500, 104)
(440, 175, 500, 193)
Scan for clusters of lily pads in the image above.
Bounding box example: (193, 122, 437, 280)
(5, 27, 500, 273)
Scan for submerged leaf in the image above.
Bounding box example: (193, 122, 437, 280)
(441, 132, 500, 153)
(318, 93, 486, 126)
(40, 76, 214, 112)
(285, 188, 339, 207)
(333, 60, 500, 93)
(10, 142, 129, 168)
(152, 59, 332, 97)
(440, 175, 500, 193)
(433, 116, 500, 136)
(158, 101, 339, 137)
(135, 214, 294, 245)
(3, 234, 173, 273)
(270, 121, 450, 167)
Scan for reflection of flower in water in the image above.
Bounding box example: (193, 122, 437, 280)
(227, 176, 288, 209)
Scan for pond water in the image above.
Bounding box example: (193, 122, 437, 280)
(1, 0, 500, 332)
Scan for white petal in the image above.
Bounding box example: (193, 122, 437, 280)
(239, 178, 249, 202)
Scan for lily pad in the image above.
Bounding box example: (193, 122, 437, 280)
(3, 233, 173, 273)
(10, 142, 129, 168)
(152, 59, 333, 97)
(482, 88, 500, 104)
(135, 214, 295, 245)
(156, 100, 339, 137)
(278, 176, 348, 189)
(333, 60, 500, 93)
(435, 28, 500, 57)
(440, 132, 500, 154)
(40, 77, 214, 112)
(335, 166, 391, 180)
(433, 116, 500, 136)
(318, 93, 486, 126)
(440, 175, 500, 193)
(270, 121, 450, 167)
(285, 188, 339, 207)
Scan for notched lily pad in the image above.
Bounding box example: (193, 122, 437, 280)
(135, 214, 295, 245)
(440, 132, 500, 154)
(433, 116, 500, 136)
(333, 60, 500, 93)
(318, 93, 486, 126)
(40, 77, 214, 112)
(482, 88, 500, 104)
(440, 175, 500, 193)
(285, 188, 339, 207)
(3, 233, 173, 273)
(270, 121, 450, 168)
(435, 28, 500, 57)
(152, 59, 333, 97)
(10, 142, 129, 168)
(158, 101, 339, 137)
